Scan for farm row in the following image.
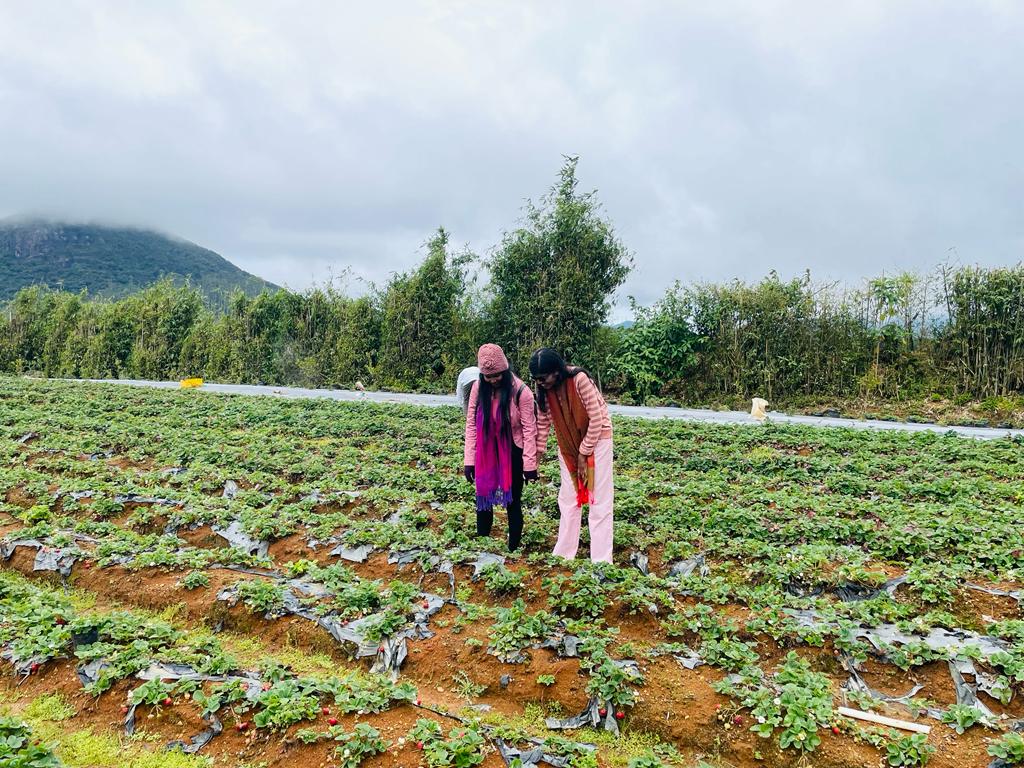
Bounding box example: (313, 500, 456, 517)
(1, 377, 1022, 767)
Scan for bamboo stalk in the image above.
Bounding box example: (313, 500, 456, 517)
(836, 706, 931, 734)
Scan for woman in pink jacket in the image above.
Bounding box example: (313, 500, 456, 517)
(463, 343, 538, 551)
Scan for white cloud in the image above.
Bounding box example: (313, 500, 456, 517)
(1, 1, 1022, 312)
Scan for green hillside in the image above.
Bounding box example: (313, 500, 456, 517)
(0, 219, 278, 301)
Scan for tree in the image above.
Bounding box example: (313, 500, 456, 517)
(487, 156, 632, 374)
(375, 228, 475, 389)
(611, 286, 703, 403)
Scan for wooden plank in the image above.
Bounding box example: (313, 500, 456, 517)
(837, 706, 931, 734)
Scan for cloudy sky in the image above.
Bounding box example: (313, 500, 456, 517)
(1, 1, 1021, 316)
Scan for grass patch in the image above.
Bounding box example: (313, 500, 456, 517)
(216, 631, 337, 676)
(6, 718, 212, 768)
(23, 692, 76, 722)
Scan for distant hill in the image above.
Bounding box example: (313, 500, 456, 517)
(0, 219, 279, 302)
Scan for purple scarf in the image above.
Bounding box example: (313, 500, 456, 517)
(475, 396, 513, 511)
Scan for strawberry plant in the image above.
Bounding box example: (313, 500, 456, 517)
(361, 580, 418, 642)
(615, 576, 675, 615)
(487, 599, 557, 661)
(941, 703, 992, 734)
(252, 679, 321, 730)
(699, 636, 760, 672)
(543, 569, 610, 619)
(584, 652, 643, 709)
(478, 563, 523, 595)
(0, 717, 61, 768)
(324, 672, 416, 714)
(988, 731, 1024, 764)
(294, 728, 323, 744)
(627, 754, 670, 768)
(424, 724, 486, 768)
(129, 678, 175, 709)
(333, 723, 389, 768)
(235, 579, 287, 615)
(715, 652, 833, 753)
(192, 678, 252, 718)
(885, 732, 936, 766)
(409, 717, 443, 745)
(179, 570, 210, 590)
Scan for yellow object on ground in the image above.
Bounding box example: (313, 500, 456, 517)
(179, 378, 204, 389)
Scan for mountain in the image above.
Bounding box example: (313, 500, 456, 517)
(0, 219, 279, 301)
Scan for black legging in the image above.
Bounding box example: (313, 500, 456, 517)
(476, 444, 524, 551)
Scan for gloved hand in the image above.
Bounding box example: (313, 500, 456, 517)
(523, 469, 538, 484)
(464, 465, 475, 483)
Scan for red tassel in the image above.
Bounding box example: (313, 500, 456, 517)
(576, 479, 591, 507)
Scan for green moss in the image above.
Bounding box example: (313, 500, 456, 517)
(68, 589, 97, 612)
(571, 729, 683, 767)
(129, 746, 213, 768)
(56, 728, 123, 766)
(50, 728, 212, 768)
(23, 693, 76, 722)
(216, 631, 336, 676)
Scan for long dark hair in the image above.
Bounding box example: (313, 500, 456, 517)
(477, 369, 513, 444)
(528, 348, 593, 413)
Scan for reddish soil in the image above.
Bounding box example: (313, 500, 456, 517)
(2, 460, 1020, 768)
(0, 662, 507, 768)
(5, 544, 1016, 767)
(176, 525, 230, 551)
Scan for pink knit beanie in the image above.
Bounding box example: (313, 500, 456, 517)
(477, 343, 509, 375)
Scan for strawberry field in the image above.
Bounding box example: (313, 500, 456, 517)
(1, 377, 1023, 768)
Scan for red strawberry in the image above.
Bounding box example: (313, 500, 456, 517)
(615, 711, 625, 720)
(733, 715, 743, 725)
(328, 717, 338, 726)
(832, 725, 841, 735)
(422, 600, 429, 609)
(237, 721, 249, 732)
(416, 740, 424, 750)
(415, 698, 421, 706)
(322, 707, 331, 715)
(83, 562, 92, 569)
(598, 708, 607, 717)
(163, 697, 172, 706)
(377, 645, 385, 653)
(54, 616, 67, 626)
(29, 663, 40, 673)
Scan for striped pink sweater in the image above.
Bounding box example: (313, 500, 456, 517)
(535, 373, 612, 458)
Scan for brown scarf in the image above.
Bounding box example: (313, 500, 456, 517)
(545, 372, 595, 504)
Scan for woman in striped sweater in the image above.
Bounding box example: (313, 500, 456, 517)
(529, 348, 614, 563)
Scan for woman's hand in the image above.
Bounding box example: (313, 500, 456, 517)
(576, 453, 590, 488)
(523, 469, 538, 484)
(464, 465, 475, 483)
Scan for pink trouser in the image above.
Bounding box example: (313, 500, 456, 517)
(553, 438, 614, 563)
